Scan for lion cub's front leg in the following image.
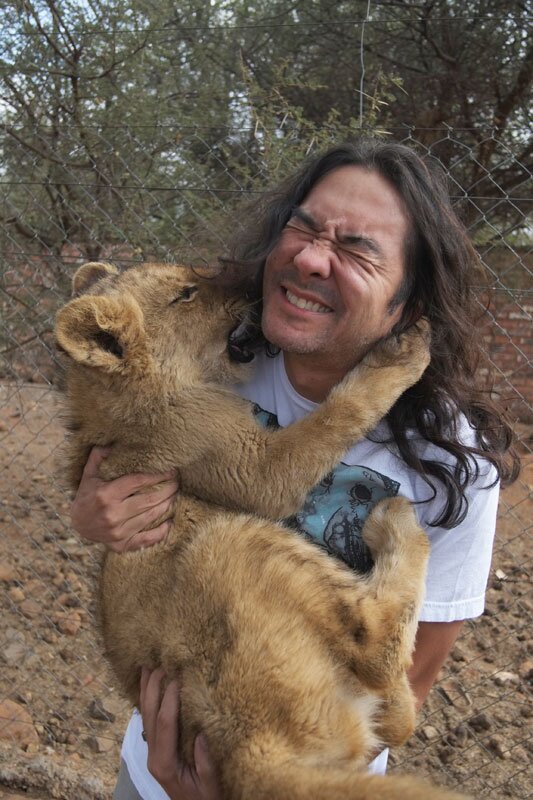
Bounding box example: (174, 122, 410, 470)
(228, 321, 431, 519)
(323, 319, 431, 435)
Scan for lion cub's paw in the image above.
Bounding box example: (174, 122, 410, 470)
(362, 496, 428, 558)
(364, 320, 431, 378)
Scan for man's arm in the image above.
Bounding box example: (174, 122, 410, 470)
(408, 620, 464, 711)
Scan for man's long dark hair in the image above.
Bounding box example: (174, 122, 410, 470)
(220, 139, 519, 528)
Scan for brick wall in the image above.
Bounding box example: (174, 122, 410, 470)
(479, 291, 532, 424)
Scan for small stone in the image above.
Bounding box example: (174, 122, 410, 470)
(19, 599, 41, 619)
(5, 628, 25, 643)
(2, 641, 28, 666)
(24, 650, 42, 671)
(421, 725, 440, 741)
(0, 563, 17, 582)
(453, 724, 469, 746)
(85, 734, 115, 754)
(45, 716, 69, 744)
(88, 697, 116, 723)
(25, 578, 48, 597)
(450, 646, 466, 663)
(8, 586, 25, 602)
(468, 712, 492, 732)
(57, 592, 81, 608)
(436, 679, 471, 709)
(493, 671, 519, 686)
(0, 699, 39, 747)
(55, 610, 82, 636)
(437, 746, 453, 764)
(518, 659, 533, 682)
(443, 732, 458, 747)
(488, 735, 511, 759)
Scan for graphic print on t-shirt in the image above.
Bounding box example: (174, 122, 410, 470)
(253, 404, 401, 573)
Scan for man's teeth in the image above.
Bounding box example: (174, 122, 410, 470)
(285, 290, 331, 313)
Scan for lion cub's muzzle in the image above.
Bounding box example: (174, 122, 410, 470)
(227, 300, 256, 363)
(228, 320, 255, 363)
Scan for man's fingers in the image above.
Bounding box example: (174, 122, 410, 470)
(140, 665, 150, 723)
(114, 520, 171, 553)
(119, 495, 175, 544)
(157, 680, 180, 755)
(81, 446, 112, 480)
(140, 665, 150, 701)
(194, 734, 218, 789)
(72, 446, 177, 549)
(122, 480, 179, 518)
(140, 670, 221, 798)
(141, 667, 166, 745)
(104, 491, 174, 551)
(106, 471, 178, 503)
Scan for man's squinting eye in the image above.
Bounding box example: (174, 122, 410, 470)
(338, 246, 371, 263)
(169, 285, 198, 305)
(285, 220, 314, 237)
(285, 222, 374, 267)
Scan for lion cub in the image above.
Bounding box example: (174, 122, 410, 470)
(56, 261, 468, 800)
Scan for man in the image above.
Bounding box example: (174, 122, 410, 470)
(71, 140, 518, 799)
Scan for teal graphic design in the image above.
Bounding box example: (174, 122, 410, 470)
(252, 405, 280, 430)
(253, 404, 401, 573)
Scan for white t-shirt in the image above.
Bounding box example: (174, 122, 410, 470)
(121, 350, 499, 797)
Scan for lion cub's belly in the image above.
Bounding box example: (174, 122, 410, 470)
(99, 504, 374, 764)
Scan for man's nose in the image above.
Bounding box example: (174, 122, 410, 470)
(292, 238, 334, 279)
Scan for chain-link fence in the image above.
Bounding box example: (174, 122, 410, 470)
(1, 126, 531, 799)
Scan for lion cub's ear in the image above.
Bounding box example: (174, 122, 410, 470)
(72, 262, 119, 296)
(55, 295, 147, 372)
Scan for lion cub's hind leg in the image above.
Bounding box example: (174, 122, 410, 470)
(329, 498, 428, 691)
(354, 497, 430, 685)
(335, 497, 430, 747)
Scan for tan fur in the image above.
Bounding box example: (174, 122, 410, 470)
(55, 261, 470, 800)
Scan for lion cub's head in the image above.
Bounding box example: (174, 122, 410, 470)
(55, 261, 251, 390)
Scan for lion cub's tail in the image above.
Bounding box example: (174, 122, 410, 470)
(234, 762, 470, 800)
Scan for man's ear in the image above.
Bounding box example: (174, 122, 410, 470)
(55, 295, 146, 372)
(72, 262, 119, 296)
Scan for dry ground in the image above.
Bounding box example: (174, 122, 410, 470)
(0, 383, 531, 799)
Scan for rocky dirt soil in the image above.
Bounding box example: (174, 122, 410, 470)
(0, 383, 531, 799)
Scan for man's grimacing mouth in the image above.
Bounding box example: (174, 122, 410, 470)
(282, 286, 333, 314)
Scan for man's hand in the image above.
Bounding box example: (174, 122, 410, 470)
(140, 667, 221, 800)
(70, 447, 179, 552)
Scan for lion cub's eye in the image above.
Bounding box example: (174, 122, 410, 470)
(169, 285, 198, 305)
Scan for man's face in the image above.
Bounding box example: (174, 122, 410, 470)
(262, 165, 410, 373)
